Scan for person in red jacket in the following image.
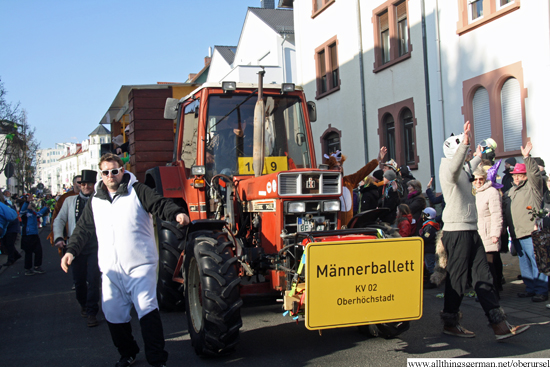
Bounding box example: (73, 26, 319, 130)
(396, 204, 416, 237)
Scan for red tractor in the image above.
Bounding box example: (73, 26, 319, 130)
(145, 74, 424, 356)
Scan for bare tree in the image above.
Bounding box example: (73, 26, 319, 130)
(0, 78, 40, 193)
(10, 110, 39, 193)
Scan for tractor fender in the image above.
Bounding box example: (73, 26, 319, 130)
(145, 165, 186, 199)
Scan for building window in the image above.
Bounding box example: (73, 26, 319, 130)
(462, 62, 526, 158)
(320, 125, 341, 162)
(380, 11, 390, 64)
(472, 87, 491, 146)
(384, 114, 396, 160)
(377, 98, 418, 169)
(315, 36, 340, 99)
(396, 1, 408, 56)
(457, 0, 519, 35)
(373, 0, 412, 73)
(402, 108, 415, 166)
(469, 0, 484, 23)
(312, 0, 335, 18)
(501, 77, 522, 152)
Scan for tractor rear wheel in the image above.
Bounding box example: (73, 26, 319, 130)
(184, 232, 242, 356)
(156, 220, 185, 311)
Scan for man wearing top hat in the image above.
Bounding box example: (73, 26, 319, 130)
(53, 169, 101, 327)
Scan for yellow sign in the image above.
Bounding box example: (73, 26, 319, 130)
(305, 237, 424, 330)
(238, 156, 288, 175)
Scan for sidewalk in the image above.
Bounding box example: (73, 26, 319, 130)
(423, 252, 550, 324)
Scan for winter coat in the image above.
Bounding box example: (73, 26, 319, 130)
(378, 183, 401, 224)
(426, 188, 445, 224)
(475, 181, 503, 252)
(397, 214, 416, 237)
(501, 169, 514, 194)
(419, 220, 440, 254)
(20, 202, 49, 236)
(439, 144, 481, 231)
(340, 159, 378, 227)
(67, 171, 186, 273)
(503, 156, 544, 239)
(53, 193, 98, 256)
(358, 183, 380, 212)
(0, 202, 18, 238)
(402, 191, 426, 234)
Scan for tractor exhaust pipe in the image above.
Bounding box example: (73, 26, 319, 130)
(253, 70, 266, 177)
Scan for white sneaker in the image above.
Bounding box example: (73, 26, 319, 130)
(546, 304, 550, 309)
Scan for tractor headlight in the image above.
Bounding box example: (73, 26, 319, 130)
(323, 200, 340, 212)
(287, 202, 306, 213)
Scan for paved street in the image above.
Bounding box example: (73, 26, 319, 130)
(1, 225, 549, 367)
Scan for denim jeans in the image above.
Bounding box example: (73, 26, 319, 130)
(513, 237, 548, 295)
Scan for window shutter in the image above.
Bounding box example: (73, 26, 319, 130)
(472, 87, 491, 145)
(380, 11, 389, 32)
(397, 1, 407, 21)
(501, 78, 522, 152)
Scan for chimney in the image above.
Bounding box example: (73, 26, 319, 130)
(188, 73, 197, 81)
(261, 0, 275, 9)
(204, 56, 211, 66)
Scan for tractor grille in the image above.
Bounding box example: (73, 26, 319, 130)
(278, 172, 341, 196)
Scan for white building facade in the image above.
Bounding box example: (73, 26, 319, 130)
(291, 0, 549, 185)
(207, 7, 297, 85)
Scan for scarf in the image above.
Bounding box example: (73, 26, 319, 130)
(75, 192, 91, 222)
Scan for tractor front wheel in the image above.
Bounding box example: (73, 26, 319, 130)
(184, 232, 242, 356)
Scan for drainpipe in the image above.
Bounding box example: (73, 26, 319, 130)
(434, 0, 446, 138)
(421, 0, 436, 187)
(280, 29, 287, 83)
(356, 0, 369, 162)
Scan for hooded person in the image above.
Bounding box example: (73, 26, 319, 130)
(438, 122, 529, 340)
(326, 147, 387, 227)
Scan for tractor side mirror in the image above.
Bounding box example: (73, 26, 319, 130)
(307, 101, 317, 122)
(164, 98, 179, 120)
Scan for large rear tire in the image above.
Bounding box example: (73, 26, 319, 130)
(185, 232, 242, 356)
(156, 220, 185, 311)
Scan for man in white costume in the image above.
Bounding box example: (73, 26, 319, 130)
(61, 154, 189, 367)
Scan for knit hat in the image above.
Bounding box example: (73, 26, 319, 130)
(422, 207, 437, 220)
(372, 170, 384, 182)
(510, 163, 527, 174)
(534, 157, 545, 167)
(443, 133, 464, 159)
(383, 170, 396, 181)
(505, 157, 517, 166)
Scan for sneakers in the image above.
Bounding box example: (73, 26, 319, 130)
(33, 267, 45, 274)
(532, 294, 548, 302)
(87, 315, 99, 327)
(115, 355, 136, 367)
(492, 321, 530, 341)
(517, 292, 536, 298)
(546, 304, 550, 309)
(443, 324, 476, 338)
(25, 269, 35, 276)
(81, 307, 87, 318)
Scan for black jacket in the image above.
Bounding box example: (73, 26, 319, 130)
(358, 184, 380, 213)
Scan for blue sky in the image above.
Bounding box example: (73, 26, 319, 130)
(0, 0, 261, 149)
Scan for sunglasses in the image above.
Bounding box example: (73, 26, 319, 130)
(101, 167, 123, 176)
(473, 178, 485, 182)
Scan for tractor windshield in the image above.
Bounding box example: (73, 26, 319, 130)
(205, 94, 312, 176)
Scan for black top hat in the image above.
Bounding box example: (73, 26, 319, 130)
(77, 170, 98, 184)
